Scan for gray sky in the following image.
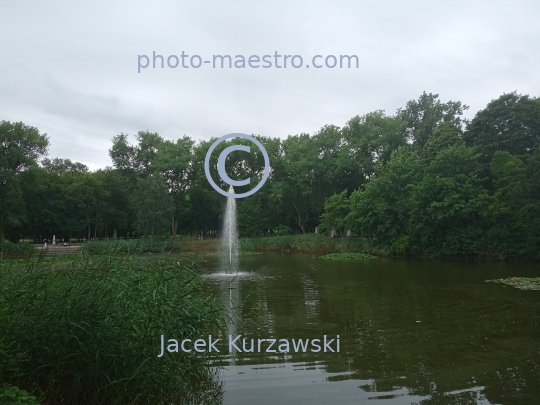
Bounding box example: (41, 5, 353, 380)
(1, 0, 539, 170)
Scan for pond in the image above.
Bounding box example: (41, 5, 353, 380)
(203, 253, 540, 405)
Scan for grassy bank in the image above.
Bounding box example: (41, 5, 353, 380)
(240, 234, 386, 255)
(0, 255, 223, 405)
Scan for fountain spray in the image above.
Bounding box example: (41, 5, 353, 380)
(220, 186, 239, 274)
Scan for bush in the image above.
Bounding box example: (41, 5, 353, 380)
(242, 234, 384, 255)
(320, 253, 376, 260)
(0, 243, 35, 259)
(274, 225, 293, 236)
(0, 384, 40, 405)
(0, 255, 223, 405)
(80, 238, 180, 255)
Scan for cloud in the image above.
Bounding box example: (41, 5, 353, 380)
(1, 0, 539, 169)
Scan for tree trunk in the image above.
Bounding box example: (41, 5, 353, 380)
(292, 202, 306, 234)
(171, 214, 178, 237)
(0, 215, 5, 244)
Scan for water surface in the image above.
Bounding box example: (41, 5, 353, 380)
(203, 253, 540, 405)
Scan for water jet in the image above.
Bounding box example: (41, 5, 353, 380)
(220, 185, 239, 274)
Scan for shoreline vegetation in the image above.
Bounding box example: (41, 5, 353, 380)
(3, 232, 540, 261)
(485, 277, 540, 291)
(0, 254, 224, 405)
(320, 252, 376, 260)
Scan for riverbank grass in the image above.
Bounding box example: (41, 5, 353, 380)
(485, 277, 540, 291)
(320, 252, 376, 260)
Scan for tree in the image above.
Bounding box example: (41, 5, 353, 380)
(41, 158, 88, 175)
(398, 92, 468, 149)
(237, 196, 265, 237)
(409, 145, 489, 255)
(319, 190, 350, 235)
(464, 92, 540, 161)
(422, 122, 464, 161)
(347, 147, 421, 250)
(132, 175, 174, 237)
(155, 137, 194, 236)
(0, 121, 49, 243)
(341, 111, 407, 187)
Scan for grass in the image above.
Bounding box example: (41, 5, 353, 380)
(485, 277, 540, 291)
(320, 252, 376, 260)
(241, 234, 385, 255)
(0, 254, 224, 405)
(200, 251, 262, 257)
(180, 238, 221, 253)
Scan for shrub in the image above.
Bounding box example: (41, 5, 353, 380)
(0, 384, 40, 405)
(274, 225, 293, 236)
(0, 243, 35, 259)
(80, 238, 180, 255)
(242, 234, 386, 255)
(0, 255, 223, 405)
(320, 253, 376, 260)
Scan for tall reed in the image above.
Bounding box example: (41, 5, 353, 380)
(0, 255, 223, 405)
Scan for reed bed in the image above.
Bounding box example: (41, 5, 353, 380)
(0, 254, 223, 405)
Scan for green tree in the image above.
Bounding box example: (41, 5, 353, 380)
(238, 196, 265, 237)
(341, 111, 407, 187)
(0, 121, 49, 243)
(132, 175, 174, 237)
(398, 92, 468, 149)
(348, 147, 421, 250)
(464, 92, 540, 161)
(409, 145, 489, 255)
(320, 190, 350, 235)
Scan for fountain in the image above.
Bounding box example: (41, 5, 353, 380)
(220, 186, 239, 274)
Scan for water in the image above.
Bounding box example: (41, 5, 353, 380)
(220, 186, 239, 274)
(205, 253, 540, 405)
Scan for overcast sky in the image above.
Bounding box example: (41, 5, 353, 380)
(1, 0, 539, 170)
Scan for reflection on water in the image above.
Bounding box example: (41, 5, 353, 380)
(204, 254, 540, 404)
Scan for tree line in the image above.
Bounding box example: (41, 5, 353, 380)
(1, 91, 539, 257)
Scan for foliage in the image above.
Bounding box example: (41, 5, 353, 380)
(3, 91, 540, 258)
(347, 147, 421, 250)
(319, 190, 350, 235)
(132, 175, 174, 237)
(237, 197, 265, 237)
(320, 252, 376, 260)
(0, 243, 35, 258)
(242, 234, 382, 255)
(485, 277, 540, 291)
(0, 255, 223, 405)
(80, 238, 180, 254)
(0, 384, 40, 405)
(274, 225, 293, 236)
(0, 121, 49, 243)
(465, 92, 540, 161)
(397, 91, 468, 149)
